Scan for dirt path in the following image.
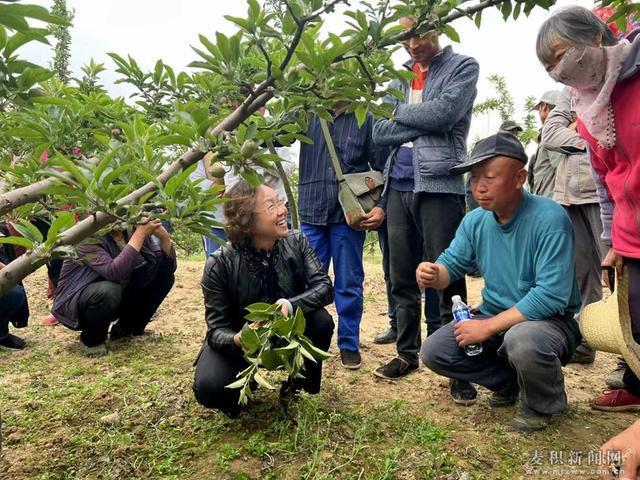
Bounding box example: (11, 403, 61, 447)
(1, 259, 638, 479)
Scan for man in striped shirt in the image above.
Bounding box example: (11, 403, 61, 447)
(298, 107, 385, 369)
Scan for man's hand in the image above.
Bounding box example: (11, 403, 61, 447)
(359, 206, 385, 230)
(600, 420, 640, 480)
(454, 319, 494, 347)
(416, 262, 440, 288)
(0, 261, 5, 271)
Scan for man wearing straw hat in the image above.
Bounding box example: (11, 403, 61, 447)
(418, 132, 582, 433)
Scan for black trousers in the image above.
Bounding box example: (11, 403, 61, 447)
(387, 189, 467, 364)
(623, 257, 640, 396)
(76, 268, 175, 347)
(193, 308, 334, 414)
(0, 285, 29, 340)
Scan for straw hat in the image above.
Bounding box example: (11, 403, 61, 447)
(580, 268, 640, 377)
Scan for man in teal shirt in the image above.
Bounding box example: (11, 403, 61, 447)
(418, 132, 581, 433)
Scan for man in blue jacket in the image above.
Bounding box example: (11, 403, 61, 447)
(372, 18, 479, 399)
(418, 133, 581, 433)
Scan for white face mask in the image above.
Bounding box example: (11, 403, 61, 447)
(549, 46, 606, 90)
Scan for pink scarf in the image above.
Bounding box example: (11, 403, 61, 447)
(550, 41, 632, 150)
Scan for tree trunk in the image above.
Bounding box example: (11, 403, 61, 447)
(266, 141, 298, 230)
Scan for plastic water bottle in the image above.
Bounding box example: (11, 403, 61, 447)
(451, 295, 483, 356)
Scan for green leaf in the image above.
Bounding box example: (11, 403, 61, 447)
(1, 3, 66, 25)
(441, 24, 460, 43)
(474, 10, 482, 29)
(513, 2, 522, 20)
(260, 349, 282, 370)
(500, 1, 513, 20)
(45, 212, 75, 247)
(274, 339, 299, 352)
(292, 308, 306, 336)
(354, 104, 367, 127)
(253, 371, 276, 390)
(0, 235, 33, 250)
(246, 302, 274, 312)
(240, 325, 261, 354)
(225, 376, 249, 389)
(10, 219, 43, 244)
(0, 25, 6, 50)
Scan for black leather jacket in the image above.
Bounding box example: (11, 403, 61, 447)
(200, 231, 334, 355)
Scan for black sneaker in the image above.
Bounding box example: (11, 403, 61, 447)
(569, 343, 596, 364)
(374, 357, 418, 379)
(510, 404, 552, 433)
(488, 381, 520, 408)
(110, 322, 133, 340)
(0, 333, 26, 350)
(449, 378, 477, 405)
(340, 349, 361, 370)
(606, 357, 627, 390)
(373, 328, 397, 345)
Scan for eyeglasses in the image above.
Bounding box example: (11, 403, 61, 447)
(255, 198, 286, 215)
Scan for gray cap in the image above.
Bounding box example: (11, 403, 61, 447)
(531, 90, 561, 110)
(449, 132, 528, 175)
(499, 120, 523, 133)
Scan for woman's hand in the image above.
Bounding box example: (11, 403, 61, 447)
(602, 248, 624, 289)
(129, 219, 162, 251)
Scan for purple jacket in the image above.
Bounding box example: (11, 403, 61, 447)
(53, 232, 176, 329)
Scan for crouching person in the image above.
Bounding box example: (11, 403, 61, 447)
(418, 133, 582, 433)
(0, 222, 29, 350)
(193, 181, 334, 418)
(53, 219, 176, 357)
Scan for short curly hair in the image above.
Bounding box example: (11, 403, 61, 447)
(223, 180, 258, 248)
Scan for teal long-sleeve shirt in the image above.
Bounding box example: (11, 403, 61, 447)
(437, 191, 582, 320)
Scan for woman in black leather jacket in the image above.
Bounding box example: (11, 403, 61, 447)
(193, 181, 334, 416)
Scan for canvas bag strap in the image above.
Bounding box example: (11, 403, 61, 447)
(318, 118, 345, 183)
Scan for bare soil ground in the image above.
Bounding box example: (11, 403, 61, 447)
(0, 258, 637, 479)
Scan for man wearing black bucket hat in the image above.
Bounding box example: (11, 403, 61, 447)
(417, 132, 582, 433)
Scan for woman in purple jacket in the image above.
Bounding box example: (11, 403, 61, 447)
(53, 219, 176, 357)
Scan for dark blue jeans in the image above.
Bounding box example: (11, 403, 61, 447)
(302, 222, 365, 352)
(0, 285, 28, 340)
(202, 227, 226, 257)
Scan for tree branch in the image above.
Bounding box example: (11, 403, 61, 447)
(355, 55, 375, 93)
(0, 90, 276, 295)
(266, 140, 298, 229)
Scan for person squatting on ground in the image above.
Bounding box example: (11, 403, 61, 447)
(192, 182, 334, 418)
(539, 87, 605, 366)
(418, 133, 582, 433)
(537, 5, 640, 412)
(52, 219, 176, 357)
(0, 221, 29, 350)
(297, 107, 383, 370)
(371, 16, 478, 385)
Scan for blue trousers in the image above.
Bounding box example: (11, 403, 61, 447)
(202, 227, 226, 257)
(0, 285, 28, 340)
(302, 222, 365, 352)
